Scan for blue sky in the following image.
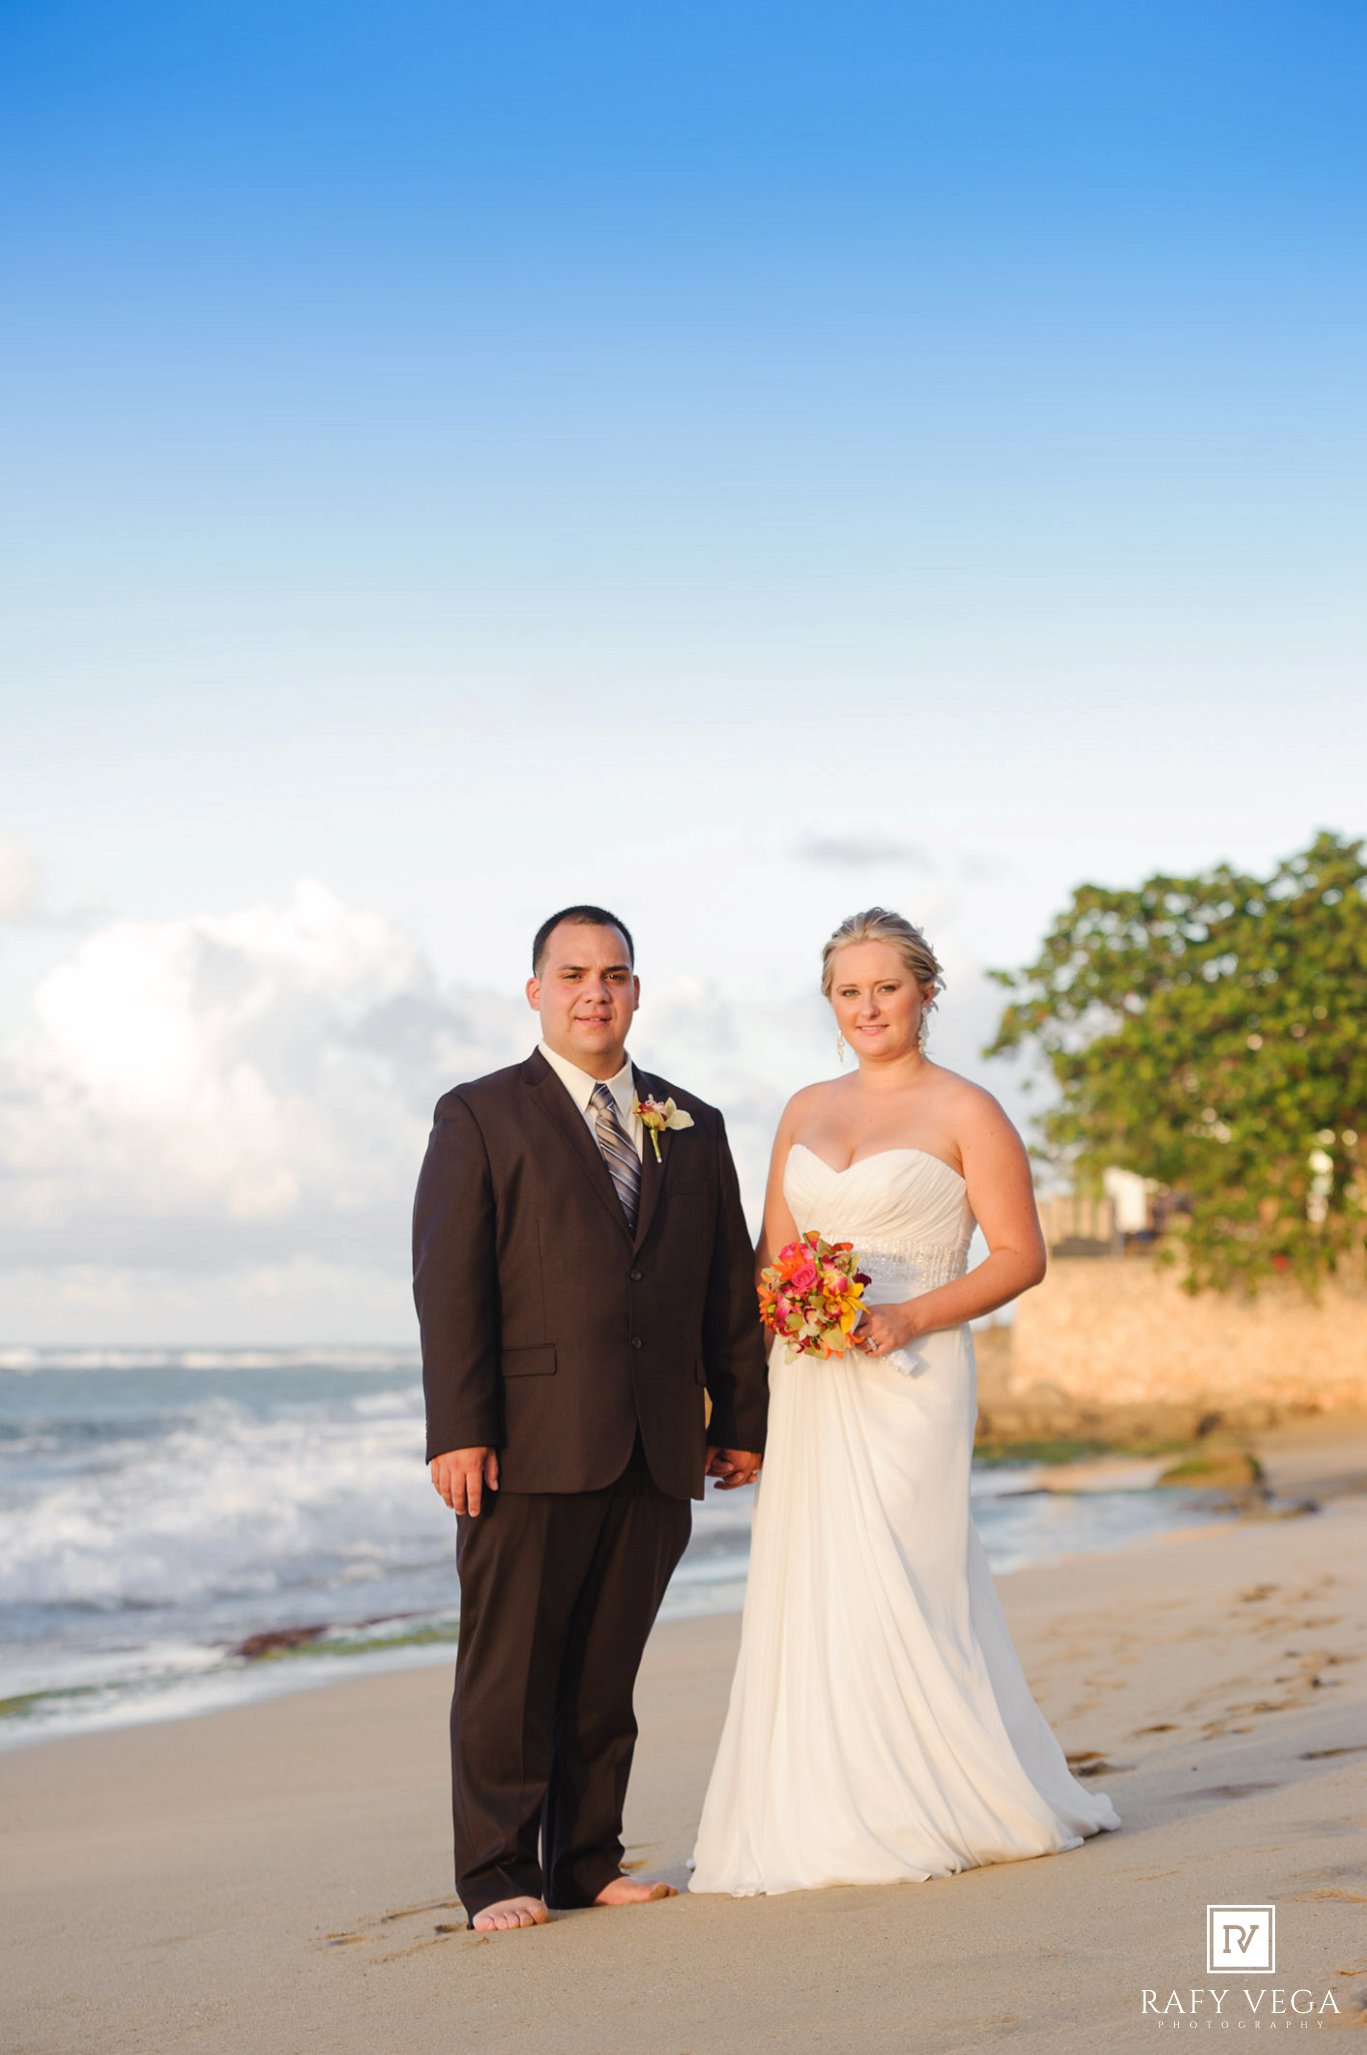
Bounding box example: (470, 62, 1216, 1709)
(2, 0, 1364, 1338)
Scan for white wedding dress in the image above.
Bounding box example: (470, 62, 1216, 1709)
(690, 1144, 1119, 1896)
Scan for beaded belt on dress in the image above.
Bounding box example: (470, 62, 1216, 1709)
(857, 1239, 971, 1297)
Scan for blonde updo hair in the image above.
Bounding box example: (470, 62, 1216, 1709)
(821, 908, 945, 1046)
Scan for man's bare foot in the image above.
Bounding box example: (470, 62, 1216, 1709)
(593, 1876, 676, 1908)
(471, 1895, 549, 1933)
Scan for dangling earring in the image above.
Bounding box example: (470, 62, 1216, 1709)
(836, 1032, 847, 1065)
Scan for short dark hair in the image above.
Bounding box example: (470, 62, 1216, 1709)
(532, 904, 635, 977)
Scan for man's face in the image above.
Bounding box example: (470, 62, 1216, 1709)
(527, 920, 640, 1075)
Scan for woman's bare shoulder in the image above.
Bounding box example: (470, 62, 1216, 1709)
(932, 1066, 1017, 1135)
(770, 1078, 843, 1142)
(782, 1077, 845, 1118)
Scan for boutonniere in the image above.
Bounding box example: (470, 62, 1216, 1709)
(633, 1095, 695, 1161)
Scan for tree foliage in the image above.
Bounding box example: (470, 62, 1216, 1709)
(986, 830, 1367, 1293)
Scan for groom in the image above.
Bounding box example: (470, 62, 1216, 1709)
(413, 904, 768, 1933)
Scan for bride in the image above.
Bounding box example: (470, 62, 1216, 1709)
(690, 908, 1119, 1896)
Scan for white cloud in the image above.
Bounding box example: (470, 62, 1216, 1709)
(0, 835, 37, 921)
(0, 1256, 414, 1347)
(0, 881, 528, 1277)
(0, 830, 104, 930)
(0, 879, 1030, 1340)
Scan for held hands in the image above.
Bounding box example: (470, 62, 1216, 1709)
(431, 1447, 500, 1516)
(706, 1446, 762, 1490)
(854, 1299, 921, 1358)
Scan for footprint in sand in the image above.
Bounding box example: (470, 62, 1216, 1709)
(1189, 1782, 1280, 1800)
(378, 1896, 462, 1925)
(322, 1895, 466, 1959)
(1067, 1749, 1133, 1778)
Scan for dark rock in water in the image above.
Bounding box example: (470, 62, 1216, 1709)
(230, 1624, 330, 1661)
(1222, 1494, 1320, 1522)
(1156, 1448, 1264, 1490)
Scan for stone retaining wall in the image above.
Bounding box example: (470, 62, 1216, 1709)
(1008, 1256, 1367, 1417)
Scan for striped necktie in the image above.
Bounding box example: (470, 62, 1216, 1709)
(591, 1083, 641, 1231)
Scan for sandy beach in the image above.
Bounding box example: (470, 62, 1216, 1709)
(5, 1421, 1367, 2054)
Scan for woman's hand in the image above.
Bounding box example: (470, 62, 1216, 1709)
(855, 1299, 921, 1357)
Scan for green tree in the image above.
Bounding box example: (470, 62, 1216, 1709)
(986, 830, 1367, 1292)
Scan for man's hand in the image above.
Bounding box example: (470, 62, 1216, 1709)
(706, 1446, 762, 1490)
(430, 1446, 500, 1516)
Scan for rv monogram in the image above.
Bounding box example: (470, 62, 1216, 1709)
(1208, 1905, 1275, 1976)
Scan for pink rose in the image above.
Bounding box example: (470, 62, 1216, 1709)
(790, 1261, 819, 1293)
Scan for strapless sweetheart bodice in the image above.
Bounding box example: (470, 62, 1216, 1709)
(782, 1142, 975, 1302)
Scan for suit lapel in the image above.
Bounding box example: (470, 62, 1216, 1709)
(630, 1065, 670, 1253)
(523, 1051, 633, 1241)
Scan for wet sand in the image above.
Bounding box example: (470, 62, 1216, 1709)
(4, 1421, 1367, 2053)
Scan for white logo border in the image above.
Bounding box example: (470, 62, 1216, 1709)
(1206, 1902, 1276, 1976)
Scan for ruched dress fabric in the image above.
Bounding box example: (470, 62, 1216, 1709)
(690, 1144, 1119, 1897)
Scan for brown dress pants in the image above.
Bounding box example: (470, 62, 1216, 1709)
(450, 1436, 692, 1919)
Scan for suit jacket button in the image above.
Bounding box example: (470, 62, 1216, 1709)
(630, 1268, 643, 1282)
(631, 1336, 643, 1349)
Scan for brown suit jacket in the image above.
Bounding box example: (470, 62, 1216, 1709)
(413, 1050, 768, 1499)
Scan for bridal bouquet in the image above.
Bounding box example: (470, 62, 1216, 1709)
(757, 1232, 872, 1359)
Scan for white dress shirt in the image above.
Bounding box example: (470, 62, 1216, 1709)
(537, 1042, 645, 1160)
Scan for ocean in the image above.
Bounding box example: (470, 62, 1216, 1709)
(0, 1349, 1218, 1749)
